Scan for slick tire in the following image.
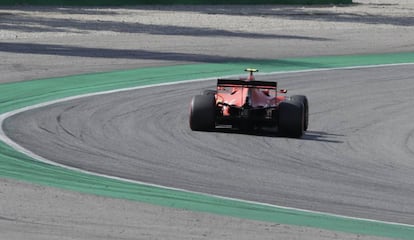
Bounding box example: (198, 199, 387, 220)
(291, 95, 309, 131)
(189, 95, 216, 131)
(278, 100, 304, 138)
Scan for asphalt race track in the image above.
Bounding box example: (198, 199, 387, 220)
(4, 64, 414, 225)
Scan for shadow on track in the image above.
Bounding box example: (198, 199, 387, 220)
(0, 42, 331, 68)
(209, 127, 344, 143)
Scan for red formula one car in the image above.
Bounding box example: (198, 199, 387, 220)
(189, 69, 308, 138)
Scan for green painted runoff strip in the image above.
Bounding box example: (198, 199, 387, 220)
(1, 52, 414, 239)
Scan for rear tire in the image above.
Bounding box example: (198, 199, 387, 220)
(291, 95, 309, 131)
(189, 95, 216, 131)
(278, 100, 304, 138)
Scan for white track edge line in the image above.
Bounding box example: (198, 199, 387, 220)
(1, 62, 414, 228)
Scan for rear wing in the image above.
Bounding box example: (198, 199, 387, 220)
(217, 79, 277, 89)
